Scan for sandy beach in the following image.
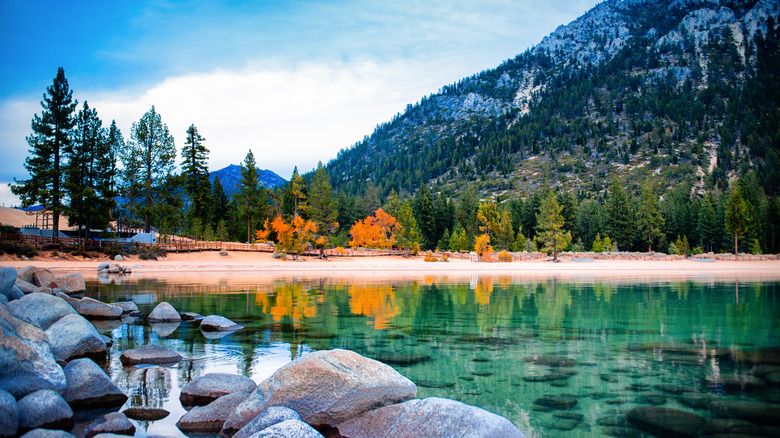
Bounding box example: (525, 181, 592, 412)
(2, 250, 779, 283)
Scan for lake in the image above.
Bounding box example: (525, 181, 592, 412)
(81, 273, 780, 437)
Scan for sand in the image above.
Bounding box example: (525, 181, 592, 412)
(2, 249, 779, 283)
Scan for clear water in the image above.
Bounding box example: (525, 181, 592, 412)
(81, 274, 780, 437)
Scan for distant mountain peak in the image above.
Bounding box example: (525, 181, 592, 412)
(210, 164, 286, 198)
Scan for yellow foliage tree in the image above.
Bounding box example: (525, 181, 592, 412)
(349, 208, 399, 249)
(256, 215, 318, 260)
(474, 233, 493, 262)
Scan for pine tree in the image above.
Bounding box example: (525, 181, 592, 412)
(285, 167, 307, 218)
(725, 184, 750, 255)
(638, 183, 664, 252)
(495, 208, 515, 250)
(414, 184, 436, 249)
(65, 101, 116, 242)
(603, 178, 635, 250)
(536, 192, 572, 261)
(308, 162, 338, 232)
(12, 67, 77, 240)
(211, 175, 230, 228)
(394, 200, 420, 253)
(120, 106, 177, 233)
(181, 124, 211, 226)
(235, 150, 267, 243)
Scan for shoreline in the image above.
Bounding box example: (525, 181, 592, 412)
(2, 251, 779, 282)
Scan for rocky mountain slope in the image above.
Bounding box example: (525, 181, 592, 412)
(209, 164, 286, 198)
(324, 0, 780, 199)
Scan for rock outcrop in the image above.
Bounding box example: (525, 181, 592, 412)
(336, 397, 526, 438)
(147, 302, 181, 322)
(222, 349, 417, 435)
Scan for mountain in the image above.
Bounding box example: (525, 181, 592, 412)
(209, 164, 286, 198)
(324, 0, 780, 199)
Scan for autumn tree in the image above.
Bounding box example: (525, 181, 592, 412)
(120, 106, 177, 233)
(477, 200, 500, 237)
(536, 192, 572, 262)
(258, 215, 318, 260)
(12, 67, 77, 240)
(474, 234, 493, 262)
(349, 209, 399, 249)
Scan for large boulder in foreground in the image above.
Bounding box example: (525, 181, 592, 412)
(19, 429, 76, 438)
(250, 420, 324, 438)
(176, 391, 250, 434)
(180, 373, 257, 406)
(16, 390, 73, 433)
(62, 358, 127, 410)
(147, 302, 181, 322)
(120, 344, 182, 365)
(0, 390, 17, 438)
(44, 313, 106, 364)
(7, 293, 76, 330)
(232, 406, 302, 438)
(222, 349, 417, 436)
(336, 397, 525, 438)
(0, 267, 17, 301)
(0, 304, 66, 398)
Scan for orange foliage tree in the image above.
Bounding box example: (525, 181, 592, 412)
(474, 234, 493, 262)
(256, 215, 318, 259)
(349, 208, 399, 249)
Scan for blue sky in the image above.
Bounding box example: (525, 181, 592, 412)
(0, 0, 599, 206)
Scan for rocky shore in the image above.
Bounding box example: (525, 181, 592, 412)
(0, 265, 527, 438)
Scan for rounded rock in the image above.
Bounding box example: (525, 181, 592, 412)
(62, 358, 127, 410)
(20, 430, 76, 438)
(147, 302, 181, 322)
(85, 412, 135, 438)
(120, 344, 182, 365)
(222, 349, 417, 435)
(200, 315, 243, 332)
(232, 406, 301, 438)
(44, 313, 107, 364)
(0, 390, 17, 438)
(176, 391, 250, 434)
(6, 292, 76, 330)
(17, 390, 74, 432)
(180, 373, 257, 406)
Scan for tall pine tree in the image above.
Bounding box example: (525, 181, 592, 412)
(12, 67, 77, 240)
(235, 150, 267, 243)
(65, 101, 116, 242)
(181, 124, 211, 226)
(120, 106, 177, 233)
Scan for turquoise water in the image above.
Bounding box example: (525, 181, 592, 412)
(83, 275, 780, 437)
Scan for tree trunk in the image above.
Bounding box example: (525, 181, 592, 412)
(247, 218, 251, 244)
(734, 232, 738, 256)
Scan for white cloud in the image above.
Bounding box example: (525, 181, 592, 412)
(88, 59, 452, 178)
(0, 183, 21, 208)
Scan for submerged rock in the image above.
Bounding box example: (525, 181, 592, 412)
(372, 352, 431, 366)
(336, 397, 525, 438)
(180, 373, 257, 406)
(533, 394, 578, 410)
(709, 399, 780, 425)
(626, 406, 705, 437)
(222, 349, 417, 435)
(119, 344, 182, 365)
(523, 355, 577, 367)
